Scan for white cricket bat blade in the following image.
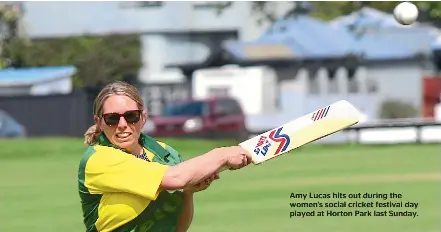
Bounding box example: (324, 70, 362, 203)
(239, 100, 362, 166)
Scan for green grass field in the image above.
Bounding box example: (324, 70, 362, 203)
(0, 138, 439, 232)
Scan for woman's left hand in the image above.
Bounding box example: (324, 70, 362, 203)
(184, 173, 220, 193)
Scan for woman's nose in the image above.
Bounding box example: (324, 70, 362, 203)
(117, 116, 128, 127)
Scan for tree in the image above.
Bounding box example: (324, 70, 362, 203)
(0, 4, 142, 89)
(380, 100, 418, 119)
(0, 3, 142, 89)
(4, 35, 142, 88)
(0, 3, 26, 69)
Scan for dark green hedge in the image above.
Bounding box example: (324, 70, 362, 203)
(3, 34, 142, 88)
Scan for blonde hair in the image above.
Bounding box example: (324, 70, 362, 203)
(84, 81, 144, 146)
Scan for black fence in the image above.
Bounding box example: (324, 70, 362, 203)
(0, 90, 96, 137)
(0, 82, 190, 138)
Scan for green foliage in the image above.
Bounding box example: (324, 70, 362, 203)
(3, 34, 142, 88)
(380, 100, 419, 119)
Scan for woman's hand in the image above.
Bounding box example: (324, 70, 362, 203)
(219, 146, 252, 170)
(184, 173, 220, 193)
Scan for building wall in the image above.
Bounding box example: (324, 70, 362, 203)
(21, 2, 294, 83)
(138, 31, 237, 83)
(283, 63, 424, 112)
(0, 77, 72, 96)
(31, 77, 73, 95)
(244, 62, 424, 126)
(422, 76, 441, 118)
(0, 86, 31, 96)
(367, 63, 424, 112)
(21, 1, 279, 40)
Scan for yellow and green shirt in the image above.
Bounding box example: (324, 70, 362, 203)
(78, 133, 185, 232)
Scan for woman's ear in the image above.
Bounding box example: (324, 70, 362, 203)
(141, 110, 148, 125)
(94, 115, 100, 125)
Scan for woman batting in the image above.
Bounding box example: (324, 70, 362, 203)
(78, 81, 251, 232)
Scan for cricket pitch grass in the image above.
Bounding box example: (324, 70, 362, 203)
(0, 138, 439, 232)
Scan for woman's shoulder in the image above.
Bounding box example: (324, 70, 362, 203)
(155, 141, 177, 154)
(155, 141, 184, 163)
(80, 144, 129, 166)
(83, 144, 125, 157)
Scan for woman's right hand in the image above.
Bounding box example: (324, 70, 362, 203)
(212, 146, 252, 170)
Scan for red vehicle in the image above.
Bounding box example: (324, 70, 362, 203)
(143, 97, 249, 141)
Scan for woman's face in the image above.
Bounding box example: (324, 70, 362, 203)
(95, 95, 147, 152)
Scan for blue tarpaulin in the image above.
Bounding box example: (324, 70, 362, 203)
(0, 66, 76, 85)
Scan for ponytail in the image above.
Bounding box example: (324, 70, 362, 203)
(84, 124, 101, 146)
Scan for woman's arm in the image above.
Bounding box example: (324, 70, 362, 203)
(175, 173, 218, 232)
(83, 146, 249, 200)
(160, 146, 249, 190)
(176, 191, 194, 232)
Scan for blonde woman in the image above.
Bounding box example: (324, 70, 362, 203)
(78, 81, 251, 232)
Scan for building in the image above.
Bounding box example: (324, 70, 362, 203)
(0, 66, 76, 96)
(329, 7, 441, 54)
(20, 1, 295, 80)
(329, 7, 441, 119)
(171, 14, 434, 130)
(17, 3, 436, 120)
(19, 1, 295, 114)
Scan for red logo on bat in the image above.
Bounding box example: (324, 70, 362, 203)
(311, 106, 330, 121)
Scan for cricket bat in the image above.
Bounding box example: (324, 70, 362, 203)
(221, 100, 362, 170)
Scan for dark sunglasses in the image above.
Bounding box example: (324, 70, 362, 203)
(101, 110, 142, 126)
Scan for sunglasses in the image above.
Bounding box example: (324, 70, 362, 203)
(101, 110, 142, 126)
